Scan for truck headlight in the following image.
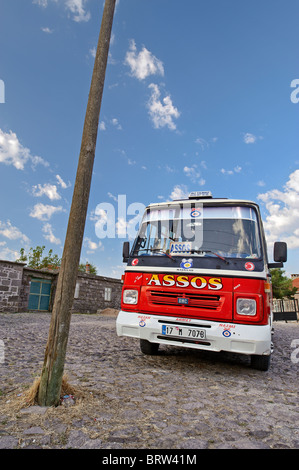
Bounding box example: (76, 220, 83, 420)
(236, 298, 256, 316)
(123, 289, 138, 305)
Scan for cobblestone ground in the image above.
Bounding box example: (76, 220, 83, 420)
(0, 312, 298, 449)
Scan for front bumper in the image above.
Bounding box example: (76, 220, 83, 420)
(116, 310, 272, 356)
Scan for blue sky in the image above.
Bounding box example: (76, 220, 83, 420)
(0, 0, 299, 278)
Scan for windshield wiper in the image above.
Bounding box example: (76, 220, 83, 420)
(134, 248, 175, 261)
(189, 249, 229, 264)
(150, 248, 175, 261)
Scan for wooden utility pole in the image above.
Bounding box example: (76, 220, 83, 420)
(38, 0, 116, 407)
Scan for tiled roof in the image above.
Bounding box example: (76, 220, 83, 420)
(292, 277, 299, 290)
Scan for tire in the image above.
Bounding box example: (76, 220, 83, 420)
(140, 339, 159, 355)
(251, 354, 271, 371)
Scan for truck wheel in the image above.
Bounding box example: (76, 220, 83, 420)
(251, 354, 271, 371)
(140, 339, 159, 355)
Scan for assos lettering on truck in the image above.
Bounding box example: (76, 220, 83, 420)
(147, 273, 223, 290)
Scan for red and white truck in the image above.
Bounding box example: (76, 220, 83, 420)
(116, 191, 287, 370)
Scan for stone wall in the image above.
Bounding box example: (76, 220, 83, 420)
(0, 260, 25, 312)
(0, 259, 122, 313)
(72, 272, 122, 313)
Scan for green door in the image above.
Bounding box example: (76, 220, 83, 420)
(28, 278, 51, 311)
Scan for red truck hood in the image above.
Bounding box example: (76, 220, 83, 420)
(126, 272, 233, 321)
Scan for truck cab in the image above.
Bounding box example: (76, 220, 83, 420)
(116, 191, 287, 370)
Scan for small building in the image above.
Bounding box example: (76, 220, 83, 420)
(291, 274, 299, 302)
(0, 259, 122, 314)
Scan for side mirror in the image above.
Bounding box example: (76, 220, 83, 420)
(123, 241, 130, 262)
(274, 241, 287, 263)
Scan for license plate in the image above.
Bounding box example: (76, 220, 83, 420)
(162, 324, 206, 339)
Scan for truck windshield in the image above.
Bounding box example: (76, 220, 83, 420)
(132, 205, 262, 259)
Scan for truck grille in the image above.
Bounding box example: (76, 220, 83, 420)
(147, 289, 221, 310)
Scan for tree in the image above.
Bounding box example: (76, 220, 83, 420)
(16, 246, 61, 269)
(37, 0, 116, 407)
(17, 247, 97, 274)
(270, 268, 297, 299)
(16, 247, 27, 264)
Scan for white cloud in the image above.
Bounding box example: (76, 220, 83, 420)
(31, 176, 70, 200)
(32, 183, 61, 200)
(90, 47, 96, 58)
(125, 40, 164, 80)
(84, 237, 102, 252)
(110, 33, 115, 46)
(33, 0, 90, 22)
(184, 165, 205, 185)
(243, 133, 257, 144)
(195, 138, 209, 150)
(42, 223, 61, 244)
(221, 168, 234, 175)
(41, 27, 53, 33)
(147, 83, 180, 131)
(0, 242, 19, 262)
(98, 119, 122, 131)
(221, 166, 242, 176)
(0, 220, 30, 244)
(243, 133, 263, 144)
(108, 52, 117, 66)
(107, 192, 118, 202)
(66, 0, 90, 22)
(33, 0, 49, 6)
(111, 118, 122, 130)
(258, 169, 299, 249)
(165, 165, 176, 173)
(108, 82, 119, 90)
(195, 137, 218, 150)
(169, 185, 189, 200)
(30, 203, 65, 221)
(0, 129, 49, 170)
(56, 174, 70, 189)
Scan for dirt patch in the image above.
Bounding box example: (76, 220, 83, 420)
(99, 308, 119, 317)
(1, 376, 120, 448)
(2, 374, 87, 414)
